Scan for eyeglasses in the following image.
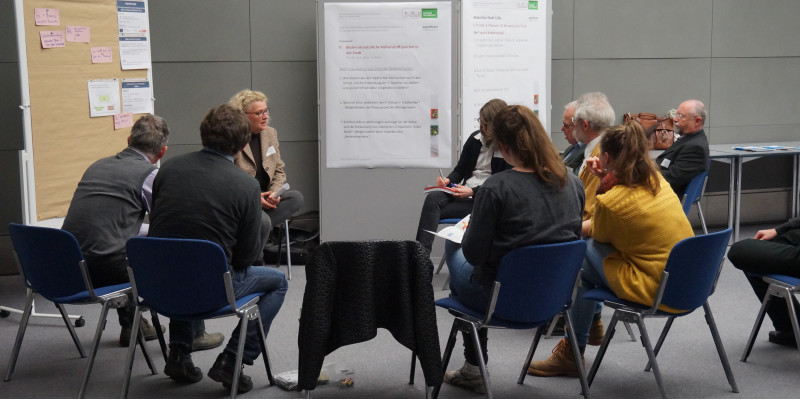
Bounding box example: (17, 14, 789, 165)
(246, 108, 270, 117)
(562, 122, 574, 129)
(676, 112, 692, 120)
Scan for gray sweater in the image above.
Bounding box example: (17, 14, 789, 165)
(462, 169, 585, 289)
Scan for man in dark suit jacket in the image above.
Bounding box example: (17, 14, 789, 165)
(149, 104, 288, 393)
(656, 99, 710, 199)
(560, 100, 585, 175)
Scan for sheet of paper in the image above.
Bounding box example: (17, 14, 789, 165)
(113, 112, 134, 129)
(91, 47, 113, 63)
(117, 1, 152, 70)
(34, 8, 60, 26)
(66, 26, 90, 43)
(324, 2, 452, 168)
(121, 78, 153, 114)
(423, 214, 470, 243)
(87, 79, 121, 117)
(40, 31, 65, 48)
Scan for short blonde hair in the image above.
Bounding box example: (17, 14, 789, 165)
(228, 89, 267, 112)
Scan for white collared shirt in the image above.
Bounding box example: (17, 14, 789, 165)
(578, 135, 602, 175)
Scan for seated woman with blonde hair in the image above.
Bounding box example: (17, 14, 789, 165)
(528, 120, 694, 378)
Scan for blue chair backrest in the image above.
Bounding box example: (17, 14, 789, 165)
(681, 161, 711, 215)
(659, 228, 732, 311)
(491, 240, 587, 323)
(8, 223, 88, 301)
(125, 237, 231, 317)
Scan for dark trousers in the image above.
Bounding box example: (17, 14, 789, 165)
(728, 228, 800, 331)
(86, 253, 136, 328)
(415, 191, 474, 254)
(260, 190, 304, 254)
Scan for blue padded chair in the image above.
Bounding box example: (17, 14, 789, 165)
(433, 240, 590, 399)
(4, 223, 156, 398)
(583, 228, 737, 398)
(681, 161, 711, 234)
(741, 274, 800, 361)
(121, 237, 274, 399)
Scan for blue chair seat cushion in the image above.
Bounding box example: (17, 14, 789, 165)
(583, 287, 694, 317)
(49, 283, 131, 304)
(435, 296, 551, 330)
(142, 292, 264, 321)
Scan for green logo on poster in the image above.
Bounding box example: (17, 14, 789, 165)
(422, 9, 437, 18)
(528, 1, 538, 10)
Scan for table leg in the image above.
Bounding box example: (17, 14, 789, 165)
(734, 156, 743, 242)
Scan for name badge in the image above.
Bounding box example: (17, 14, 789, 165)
(265, 146, 277, 157)
(660, 158, 671, 168)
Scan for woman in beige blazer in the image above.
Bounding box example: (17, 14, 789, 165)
(229, 89, 304, 260)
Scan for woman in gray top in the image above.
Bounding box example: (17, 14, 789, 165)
(442, 105, 585, 394)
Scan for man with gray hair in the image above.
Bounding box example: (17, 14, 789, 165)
(655, 99, 710, 199)
(560, 100, 584, 175)
(573, 92, 616, 220)
(62, 114, 223, 350)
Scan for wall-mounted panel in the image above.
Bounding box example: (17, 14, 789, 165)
(152, 62, 251, 145)
(150, 0, 250, 62)
(0, 1, 17, 63)
(552, 0, 573, 60)
(0, 151, 23, 235)
(550, 59, 573, 150)
(251, 62, 318, 142)
(712, 0, 800, 58)
(251, 0, 316, 62)
(0, 63, 23, 151)
(574, 0, 711, 59)
(277, 141, 319, 212)
(574, 58, 711, 123)
(710, 57, 800, 128)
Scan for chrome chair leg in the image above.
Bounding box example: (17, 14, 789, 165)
(57, 302, 86, 357)
(703, 302, 738, 393)
(432, 319, 459, 399)
(518, 325, 544, 384)
(742, 287, 772, 362)
(645, 317, 675, 371)
(635, 318, 666, 398)
(254, 307, 275, 385)
(4, 289, 35, 382)
(78, 301, 113, 398)
(564, 311, 590, 399)
(468, 322, 492, 399)
(231, 314, 249, 398)
(588, 313, 619, 387)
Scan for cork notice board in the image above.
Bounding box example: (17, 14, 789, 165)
(21, 0, 151, 220)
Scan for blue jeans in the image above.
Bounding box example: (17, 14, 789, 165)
(169, 265, 288, 364)
(568, 238, 615, 347)
(445, 241, 490, 365)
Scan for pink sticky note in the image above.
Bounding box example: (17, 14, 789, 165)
(66, 26, 90, 43)
(91, 47, 113, 63)
(40, 31, 66, 49)
(114, 113, 134, 130)
(34, 8, 60, 26)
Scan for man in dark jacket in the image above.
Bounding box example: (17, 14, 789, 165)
(728, 217, 800, 346)
(149, 104, 287, 393)
(655, 99, 710, 199)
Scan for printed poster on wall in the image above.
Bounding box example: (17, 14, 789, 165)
(462, 0, 549, 142)
(117, 0, 152, 70)
(324, 2, 452, 168)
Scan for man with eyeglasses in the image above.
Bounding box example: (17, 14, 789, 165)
(655, 99, 709, 199)
(560, 100, 584, 175)
(228, 89, 304, 261)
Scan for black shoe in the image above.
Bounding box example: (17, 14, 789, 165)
(769, 330, 797, 346)
(208, 352, 253, 393)
(164, 347, 203, 383)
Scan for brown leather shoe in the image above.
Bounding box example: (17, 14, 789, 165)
(588, 317, 605, 346)
(527, 338, 585, 377)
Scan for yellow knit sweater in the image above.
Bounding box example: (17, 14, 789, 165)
(588, 175, 693, 312)
(578, 145, 601, 221)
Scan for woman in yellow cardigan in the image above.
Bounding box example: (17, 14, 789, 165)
(528, 121, 693, 377)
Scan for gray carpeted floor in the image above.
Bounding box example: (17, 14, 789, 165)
(0, 224, 797, 399)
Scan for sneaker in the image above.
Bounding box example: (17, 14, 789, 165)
(588, 317, 605, 346)
(119, 317, 165, 347)
(208, 352, 253, 393)
(527, 338, 584, 377)
(192, 331, 225, 351)
(164, 347, 203, 383)
(444, 361, 486, 394)
(769, 330, 797, 346)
